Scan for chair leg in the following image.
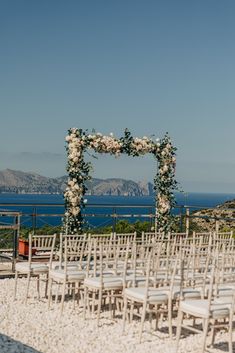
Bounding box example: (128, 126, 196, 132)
(155, 310, 160, 331)
(60, 280, 66, 315)
(76, 283, 80, 306)
(87, 290, 91, 317)
(130, 301, 134, 323)
(108, 292, 112, 319)
(13, 271, 18, 300)
(45, 273, 49, 298)
(149, 305, 153, 330)
(83, 286, 88, 319)
(92, 291, 96, 317)
(168, 299, 173, 339)
(36, 275, 40, 299)
(201, 318, 209, 353)
(72, 283, 76, 310)
(139, 300, 147, 343)
(122, 295, 128, 333)
(210, 319, 216, 347)
(25, 273, 31, 303)
(113, 293, 117, 318)
(228, 310, 233, 353)
(47, 278, 53, 308)
(175, 309, 183, 352)
(55, 282, 60, 304)
(97, 289, 102, 327)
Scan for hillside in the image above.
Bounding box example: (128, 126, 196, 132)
(192, 199, 235, 231)
(0, 169, 154, 196)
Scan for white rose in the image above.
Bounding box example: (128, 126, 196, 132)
(71, 208, 79, 216)
(163, 165, 168, 172)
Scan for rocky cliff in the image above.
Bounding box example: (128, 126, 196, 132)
(0, 169, 154, 196)
(191, 199, 235, 231)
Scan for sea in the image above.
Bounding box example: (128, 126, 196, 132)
(0, 192, 235, 229)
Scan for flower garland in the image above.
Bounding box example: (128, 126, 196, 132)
(63, 128, 177, 234)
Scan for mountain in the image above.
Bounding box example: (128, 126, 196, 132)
(0, 169, 154, 196)
(191, 199, 235, 231)
(86, 178, 153, 196)
(0, 169, 65, 194)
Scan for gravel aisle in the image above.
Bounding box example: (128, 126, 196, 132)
(0, 278, 232, 353)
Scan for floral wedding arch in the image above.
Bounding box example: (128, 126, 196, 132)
(63, 128, 177, 234)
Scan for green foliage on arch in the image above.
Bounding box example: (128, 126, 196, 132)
(63, 128, 178, 234)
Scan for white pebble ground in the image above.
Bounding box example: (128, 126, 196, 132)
(0, 278, 233, 353)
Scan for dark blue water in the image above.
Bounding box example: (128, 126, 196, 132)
(0, 192, 235, 229)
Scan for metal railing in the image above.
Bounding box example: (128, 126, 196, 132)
(1, 202, 235, 270)
(0, 211, 20, 271)
(0, 202, 156, 231)
(0, 201, 235, 232)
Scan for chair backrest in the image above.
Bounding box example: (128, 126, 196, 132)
(85, 238, 105, 279)
(168, 232, 189, 244)
(216, 244, 235, 286)
(206, 251, 218, 305)
(215, 230, 233, 240)
(113, 232, 136, 245)
(28, 233, 57, 266)
(144, 248, 153, 294)
(88, 233, 112, 242)
(141, 231, 164, 244)
(60, 233, 87, 271)
(193, 231, 212, 245)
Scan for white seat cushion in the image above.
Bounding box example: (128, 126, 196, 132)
(125, 275, 149, 287)
(115, 269, 144, 276)
(124, 287, 168, 304)
(16, 262, 48, 274)
(180, 299, 230, 319)
(147, 285, 202, 300)
(88, 271, 116, 277)
(49, 269, 85, 281)
(49, 261, 61, 270)
(84, 276, 123, 289)
(172, 287, 202, 300)
(50, 261, 81, 271)
(217, 283, 235, 297)
(34, 251, 51, 257)
(215, 297, 234, 307)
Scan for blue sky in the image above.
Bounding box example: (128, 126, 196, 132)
(1, 0, 235, 192)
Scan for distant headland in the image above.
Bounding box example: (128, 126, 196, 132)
(0, 169, 154, 196)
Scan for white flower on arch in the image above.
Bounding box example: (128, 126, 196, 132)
(63, 128, 177, 234)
